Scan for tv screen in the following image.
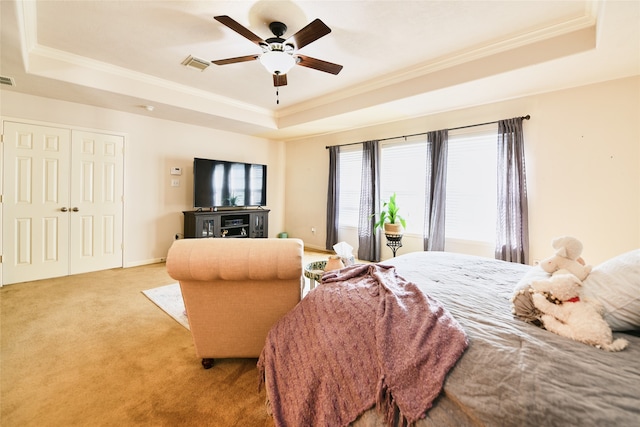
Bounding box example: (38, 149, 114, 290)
(193, 158, 267, 208)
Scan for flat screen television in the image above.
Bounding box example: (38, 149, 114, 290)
(193, 158, 267, 209)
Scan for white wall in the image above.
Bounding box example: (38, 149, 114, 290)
(284, 76, 640, 265)
(1, 91, 284, 267)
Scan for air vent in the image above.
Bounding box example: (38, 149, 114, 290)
(0, 76, 16, 86)
(181, 55, 210, 71)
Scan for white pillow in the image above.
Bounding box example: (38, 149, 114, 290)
(582, 249, 640, 331)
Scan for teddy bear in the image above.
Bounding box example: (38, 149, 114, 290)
(540, 236, 592, 281)
(530, 273, 628, 351)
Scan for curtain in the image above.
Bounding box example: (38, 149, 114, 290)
(357, 141, 381, 262)
(423, 130, 449, 251)
(325, 145, 340, 250)
(495, 117, 529, 264)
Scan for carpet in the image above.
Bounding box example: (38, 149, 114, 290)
(142, 283, 190, 330)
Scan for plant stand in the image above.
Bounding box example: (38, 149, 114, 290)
(385, 233, 403, 257)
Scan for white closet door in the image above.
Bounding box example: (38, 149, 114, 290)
(3, 122, 72, 284)
(69, 131, 124, 274)
(2, 122, 125, 285)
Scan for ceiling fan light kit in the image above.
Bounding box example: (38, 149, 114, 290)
(210, 15, 342, 102)
(259, 51, 296, 75)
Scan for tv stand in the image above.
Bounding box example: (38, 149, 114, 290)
(183, 209, 269, 239)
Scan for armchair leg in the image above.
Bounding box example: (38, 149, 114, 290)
(201, 358, 214, 369)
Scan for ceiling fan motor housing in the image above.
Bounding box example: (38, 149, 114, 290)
(269, 21, 287, 37)
(263, 22, 293, 53)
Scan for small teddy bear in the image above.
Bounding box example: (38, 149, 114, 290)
(530, 273, 628, 351)
(540, 236, 592, 281)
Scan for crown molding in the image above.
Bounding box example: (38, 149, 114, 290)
(18, 1, 276, 128)
(275, 13, 597, 121)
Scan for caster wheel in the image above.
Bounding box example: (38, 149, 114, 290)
(201, 358, 214, 369)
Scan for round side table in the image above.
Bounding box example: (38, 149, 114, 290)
(304, 260, 327, 290)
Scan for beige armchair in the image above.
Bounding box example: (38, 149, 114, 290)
(166, 237, 303, 368)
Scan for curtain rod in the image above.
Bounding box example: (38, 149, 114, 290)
(325, 115, 530, 149)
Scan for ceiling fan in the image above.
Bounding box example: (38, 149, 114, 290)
(212, 15, 343, 88)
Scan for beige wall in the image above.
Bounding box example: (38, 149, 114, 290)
(1, 92, 284, 267)
(284, 76, 640, 265)
(2, 76, 638, 270)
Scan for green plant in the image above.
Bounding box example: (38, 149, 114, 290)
(372, 192, 406, 233)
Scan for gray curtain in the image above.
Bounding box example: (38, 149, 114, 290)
(495, 117, 529, 264)
(357, 141, 381, 262)
(325, 145, 340, 250)
(423, 130, 449, 251)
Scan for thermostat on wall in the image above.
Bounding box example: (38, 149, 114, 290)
(170, 167, 182, 176)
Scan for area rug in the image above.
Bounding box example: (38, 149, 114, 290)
(142, 283, 190, 330)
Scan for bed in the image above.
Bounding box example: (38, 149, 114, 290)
(259, 251, 640, 427)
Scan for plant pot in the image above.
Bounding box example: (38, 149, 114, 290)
(384, 223, 403, 235)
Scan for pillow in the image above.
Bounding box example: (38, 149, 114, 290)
(511, 265, 551, 326)
(581, 249, 640, 331)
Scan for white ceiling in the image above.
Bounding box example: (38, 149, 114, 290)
(1, 1, 638, 140)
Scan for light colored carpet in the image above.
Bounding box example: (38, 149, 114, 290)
(1, 263, 274, 427)
(142, 283, 190, 330)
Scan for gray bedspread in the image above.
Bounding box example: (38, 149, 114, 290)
(350, 251, 640, 426)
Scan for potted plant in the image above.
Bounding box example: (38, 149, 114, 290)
(372, 192, 406, 235)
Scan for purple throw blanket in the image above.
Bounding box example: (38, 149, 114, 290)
(258, 264, 468, 426)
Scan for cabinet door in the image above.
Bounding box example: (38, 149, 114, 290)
(184, 212, 217, 238)
(251, 212, 268, 238)
(198, 216, 216, 238)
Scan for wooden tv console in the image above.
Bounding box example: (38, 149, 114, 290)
(183, 209, 269, 239)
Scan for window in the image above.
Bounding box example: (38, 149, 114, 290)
(445, 127, 497, 244)
(379, 139, 427, 236)
(337, 146, 362, 228)
(337, 125, 498, 249)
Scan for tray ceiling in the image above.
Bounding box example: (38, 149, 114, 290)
(1, 0, 638, 140)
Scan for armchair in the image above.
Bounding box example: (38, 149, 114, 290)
(166, 237, 303, 368)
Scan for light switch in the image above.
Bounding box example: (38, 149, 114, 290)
(171, 179, 180, 187)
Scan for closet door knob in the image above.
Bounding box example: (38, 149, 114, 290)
(72, 207, 79, 212)
(60, 207, 68, 212)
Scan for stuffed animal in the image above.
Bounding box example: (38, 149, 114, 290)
(530, 273, 628, 351)
(540, 236, 592, 281)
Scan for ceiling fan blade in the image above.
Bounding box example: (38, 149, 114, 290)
(287, 19, 331, 49)
(296, 55, 343, 75)
(212, 54, 259, 66)
(214, 15, 264, 45)
(273, 73, 288, 87)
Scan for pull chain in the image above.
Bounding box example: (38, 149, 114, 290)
(276, 87, 280, 105)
